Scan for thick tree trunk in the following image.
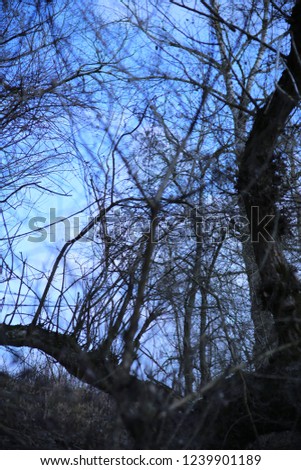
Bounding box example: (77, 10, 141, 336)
(237, 0, 301, 361)
(240, 230, 276, 367)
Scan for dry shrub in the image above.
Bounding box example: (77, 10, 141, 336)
(0, 367, 132, 449)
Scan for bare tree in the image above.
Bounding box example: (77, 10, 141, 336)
(2, 0, 301, 450)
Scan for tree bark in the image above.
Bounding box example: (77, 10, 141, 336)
(240, 229, 276, 367)
(237, 0, 301, 361)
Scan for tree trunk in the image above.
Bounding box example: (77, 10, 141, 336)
(240, 227, 276, 367)
(237, 0, 301, 361)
